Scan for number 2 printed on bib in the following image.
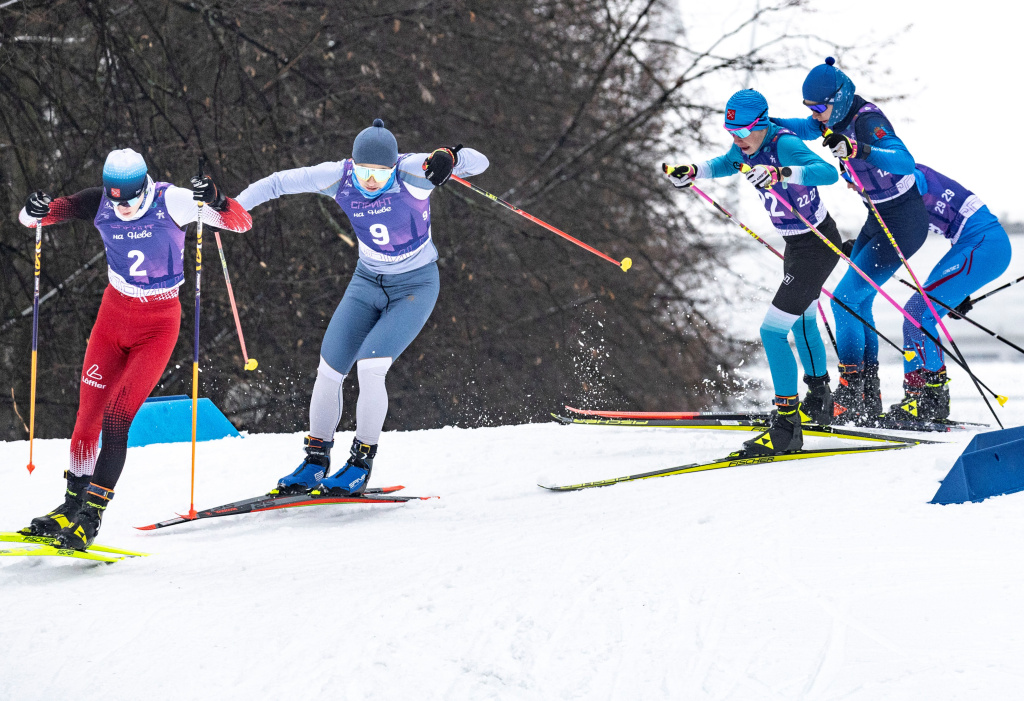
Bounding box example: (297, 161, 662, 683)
(127, 250, 147, 277)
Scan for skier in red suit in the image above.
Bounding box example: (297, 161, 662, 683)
(18, 148, 252, 549)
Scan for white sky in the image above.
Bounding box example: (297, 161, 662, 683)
(679, 1, 1016, 226)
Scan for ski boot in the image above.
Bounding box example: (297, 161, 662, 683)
(271, 436, 334, 495)
(882, 367, 950, 424)
(800, 373, 833, 426)
(831, 364, 865, 425)
(19, 471, 91, 537)
(313, 438, 376, 496)
(858, 364, 884, 427)
(742, 395, 803, 456)
(56, 483, 113, 551)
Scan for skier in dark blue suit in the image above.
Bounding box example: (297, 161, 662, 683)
(773, 57, 929, 425)
(882, 164, 1011, 423)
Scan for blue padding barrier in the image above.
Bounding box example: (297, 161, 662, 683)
(930, 426, 1024, 504)
(127, 395, 241, 447)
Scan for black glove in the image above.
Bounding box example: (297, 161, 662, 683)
(840, 239, 855, 257)
(822, 132, 871, 160)
(25, 191, 52, 218)
(663, 163, 697, 189)
(744, 165, 792, 190)
(423, 144, 462, 187)
(190, 175, 227, 210)
(953, 296, 974, 318)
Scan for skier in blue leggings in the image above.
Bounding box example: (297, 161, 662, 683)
(881, 164, 1011, 423)
(237, 119, 488, 495)
(773, 57, 929, 425)
(665, 89, 840, 455)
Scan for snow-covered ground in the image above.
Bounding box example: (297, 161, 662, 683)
(4, 374, 1024, 700)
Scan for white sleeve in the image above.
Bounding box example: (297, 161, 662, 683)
(164, 186, 253, 232)
(235, 162, 347, 211)
(19, 207, 36, 228)
(165, 186, 199, 227)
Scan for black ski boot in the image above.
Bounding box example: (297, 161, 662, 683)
(859, 364, 883, 426)
(272, 436, 334, 495)
(313, 438, 376, 496)
(800, 373, 833, 426)
(882, 368, 951, 424)
(742, 396, 803, 455)
(20, 471, 91, 537)
(831, 364, 864, 425)
(56, 483, 113, 551)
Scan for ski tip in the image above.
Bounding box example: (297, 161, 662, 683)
(134, 524, 157, 531)
(997, 395, 1009, 407)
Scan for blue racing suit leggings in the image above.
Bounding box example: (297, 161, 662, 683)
(902, 207, 1011, 373)
(831, 188, 929, 367)
(320, 260, 440, 374)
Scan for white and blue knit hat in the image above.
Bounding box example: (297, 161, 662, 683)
(103, 148, 148, 202)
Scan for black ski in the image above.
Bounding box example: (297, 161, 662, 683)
(136, 486, 435, 531)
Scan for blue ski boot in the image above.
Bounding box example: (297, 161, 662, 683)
(271, 436, 334, 495)
(312, 438, 376, 496)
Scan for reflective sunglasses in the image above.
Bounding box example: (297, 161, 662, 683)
(353, 164, 395, 182)
(805, 86, 841, 114)
(724, 108, 768, 139)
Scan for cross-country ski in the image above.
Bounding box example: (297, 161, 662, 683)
(5, 4, 1024, 700)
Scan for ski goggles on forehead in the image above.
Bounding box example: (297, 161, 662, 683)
(353, 164, 395, 181)
(724, 108, 768, 139)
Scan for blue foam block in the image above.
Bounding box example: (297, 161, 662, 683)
(931, 426, 1024, 504)
(127, 395, 241, 447)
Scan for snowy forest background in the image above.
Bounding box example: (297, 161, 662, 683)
(0, 0, 895, 440)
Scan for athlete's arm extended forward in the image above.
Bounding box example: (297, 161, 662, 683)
(19, 187, 104, 228)
(235, 161, 347, 211)
(164, 186, 253, 232)
(398, 148, 489, 191)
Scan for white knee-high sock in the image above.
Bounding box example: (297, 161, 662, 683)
(309, 356, 346, 441)
(355, 357, 392, 445)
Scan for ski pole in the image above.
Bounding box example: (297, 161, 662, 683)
(830, 141, 1004, 421)
(755, 169, 1006, 425)
(186, 158, 205, 521)
(687, 182, 913, 362)
(213, 230, 258, 371)
(966, 273, 1024, 305)
(26, 218, 43, 475)
(817, 300, 839, 357)
(448, 174, 632, 272)
(895, 277, 1024, 357)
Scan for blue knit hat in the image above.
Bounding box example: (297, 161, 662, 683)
(802, 57, 856, 128)
(724, 89, 770, 131)
(352, 118, 399, 166)
(103, 148, 148, 202)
